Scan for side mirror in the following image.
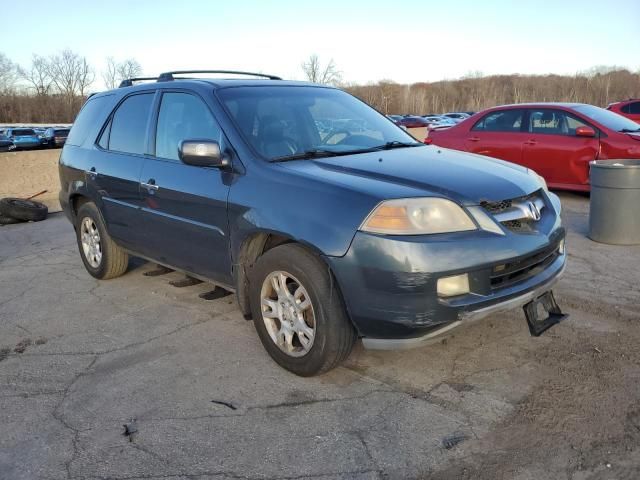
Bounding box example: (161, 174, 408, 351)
(179, 140, 230, 168)
(575, 126, 596, 138)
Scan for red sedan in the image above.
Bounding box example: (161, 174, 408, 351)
(427, 103, 640, 191)
(607, 99, 640, 123)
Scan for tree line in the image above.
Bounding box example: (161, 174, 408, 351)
(0, 50, 141, 123)
(1, 49, 639, 123)
(345, 67, 640, 115)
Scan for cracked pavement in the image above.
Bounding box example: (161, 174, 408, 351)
(1, 192, 639, 480)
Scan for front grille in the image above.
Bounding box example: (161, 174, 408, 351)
(490, 242, 560, 289)
(481, 198, 512, 214)
(481, 190, 546, 233)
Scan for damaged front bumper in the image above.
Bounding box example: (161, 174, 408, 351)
(326, 224, 566, 349)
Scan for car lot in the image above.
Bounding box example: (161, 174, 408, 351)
(1, 192, 639, 479)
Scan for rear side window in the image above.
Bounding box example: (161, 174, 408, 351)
(106, 93, 154, 155)
(472, 110, 524, 132)
(155, 92, 223, 161)
(66, 95, 113, 146)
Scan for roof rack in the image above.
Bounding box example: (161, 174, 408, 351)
(156, 70, 282, 82)
(118, 77, 159, 88)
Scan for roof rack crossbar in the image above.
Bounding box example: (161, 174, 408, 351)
(157, 70, 282, 82)
(119, 77, 159, 88)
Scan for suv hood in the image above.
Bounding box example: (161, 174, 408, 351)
(280, 146, 542, 205)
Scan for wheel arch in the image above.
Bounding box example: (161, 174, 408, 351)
(233, 231, 352, 328)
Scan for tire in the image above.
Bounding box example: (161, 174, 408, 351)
(248, 243, 356, 376)
(0, 214, 23, 225)
(0, 198, 48, 222)
(75, 202, 129, 280)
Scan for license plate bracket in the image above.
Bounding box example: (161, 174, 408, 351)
(523, 290, 568, 336)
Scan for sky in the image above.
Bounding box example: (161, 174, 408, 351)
(2, 0, 639, 89)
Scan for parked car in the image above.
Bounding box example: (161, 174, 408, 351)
(423, 115, 456, 127)
(0, 134, 15, 152)
(397, 115, 433, 128)
(386, 114, 403, 125)
(59, 71, 566, 376)
(4, 128, 42, 150)
(41, 127, 70, 148)
(607, 99, 640, 123)
(427, 102, 640, 192)
(443, 112, 471, 123)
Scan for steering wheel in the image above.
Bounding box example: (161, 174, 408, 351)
(322, 129, 352, 145)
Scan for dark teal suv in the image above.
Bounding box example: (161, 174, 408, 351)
(59, 71, 567, 376)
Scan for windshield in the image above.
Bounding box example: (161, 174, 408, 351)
(573, 105, 640, 132)
(11, 129, 35, 136)
(218, 86, 420, 160)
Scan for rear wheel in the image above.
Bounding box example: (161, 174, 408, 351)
(75, 202, 129, 279)
(249, 243, 355, 376)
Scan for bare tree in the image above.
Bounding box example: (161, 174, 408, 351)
(103, 56, 118, 90)
(18, 55, 53, 96)
(116, 58, 142, 83)
(0, 52, 17, 94)
(102, 57, 143, 89)
(48, 49, 95, 100)
(301, 54, 342, 86)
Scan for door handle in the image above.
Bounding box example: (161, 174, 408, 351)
(141, 179, 159, 192)
(467, 137, 480, 142)
(524, 140, 537, 146)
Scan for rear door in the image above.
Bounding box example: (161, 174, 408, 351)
(521, 108, 599, 187)
(137, 90, 232, 285)
(90, 91, 156, 250)
(464, 109, 528, 164)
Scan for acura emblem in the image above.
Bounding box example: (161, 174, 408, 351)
(527, 201, 541, 221)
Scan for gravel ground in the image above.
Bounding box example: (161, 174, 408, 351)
(0, 192, 638, 480)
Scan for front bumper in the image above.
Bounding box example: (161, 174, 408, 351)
(326, 222, 566, 346)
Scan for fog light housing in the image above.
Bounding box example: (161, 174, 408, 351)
(559, 239, 566, 255)
(437, 273, 470, 297)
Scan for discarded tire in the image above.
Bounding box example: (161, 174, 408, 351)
(0, 214, 23, 225)
(0, 198, 48, 222)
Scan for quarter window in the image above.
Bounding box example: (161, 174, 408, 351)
(472, 110, 524, 132)
(107, 93, 154, 155)
(527, 109, 589, 136)
(155, 92, 222, 161)
(67, 95, 113, 146)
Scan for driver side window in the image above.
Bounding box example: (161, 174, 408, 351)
(527, 109, 589, 136)
(155, 92, 222, 161)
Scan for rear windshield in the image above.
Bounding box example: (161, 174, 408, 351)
(54, 129, 70, 135)
(218, 86, 418, 160)
(12, 129, 35, 136)
(573, 105, 640, 132)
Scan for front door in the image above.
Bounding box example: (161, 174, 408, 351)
(521, 109, 599, 187)
(138, 91, 232, 285)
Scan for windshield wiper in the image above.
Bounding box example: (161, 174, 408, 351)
(620, 128, 640, 133)
(371, 141, 424, 150)
(271, 149, 341, 162)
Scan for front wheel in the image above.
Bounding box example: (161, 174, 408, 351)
(75, 202, 129, 280)
(249, 244, 356, 376)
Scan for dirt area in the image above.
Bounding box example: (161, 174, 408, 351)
(0, 192, 639, 480)
(0, 149, 61, 213)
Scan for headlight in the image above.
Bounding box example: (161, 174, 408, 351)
(360, 198, 477, 235)
(527, 169, 548, 192)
